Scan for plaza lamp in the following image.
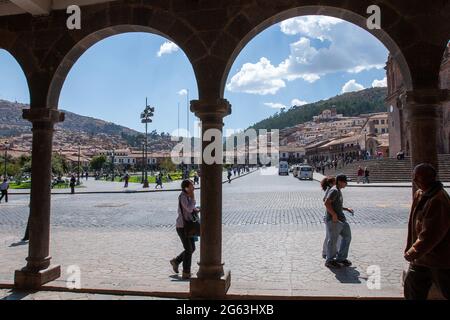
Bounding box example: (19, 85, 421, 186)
(77, 143, 81, 185)
(140, 98, 155, 188)
(3, 141, 9, 179)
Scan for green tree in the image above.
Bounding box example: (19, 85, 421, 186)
(160, 158, 176, 173)
(90, 155, 107, 171)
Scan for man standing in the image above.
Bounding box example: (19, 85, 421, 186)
(404, 163, 450, 300)
(364, 167, 370, 184)
(0, 177, 9, 203)
(123, 171, 129, 188)
(357, 166, 364, 184)
(70, 174, 76, 194)
(324, 174, 354, 268)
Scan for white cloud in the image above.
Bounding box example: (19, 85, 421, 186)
(264, 102, 287, 109)
(291, 99, 308, 106)
(226, 57, 287, 95)
(178, 89, 188, 95)
(342, 80, 365, 93)
(157, 41, 179, 57)
(372, 77, 387, 87)
(280, 16, 343, 40)
(226, 16, 388, 95)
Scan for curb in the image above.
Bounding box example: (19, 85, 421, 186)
(312, 173, 450, 188)
(0, 283, 403, 300)
(8, 170, 259, 196)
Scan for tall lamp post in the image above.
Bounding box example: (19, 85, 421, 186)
(141, 142, 145, 184)
(140, 98, 155, 188)
(111, 147, 115, 181)
(77, 143, 81, 185)
(3, 141, 9, 179)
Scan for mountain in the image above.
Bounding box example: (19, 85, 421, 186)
(0, 99, 140, 137)
(0, 100, 176, 150)
(249, 87, 388, 130)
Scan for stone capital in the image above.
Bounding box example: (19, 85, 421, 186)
(23, 108, 65, 124)
(190, 99, 231, 124)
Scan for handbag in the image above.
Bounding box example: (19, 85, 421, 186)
(179, 197, 201, 237)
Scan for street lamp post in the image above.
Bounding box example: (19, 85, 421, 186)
(77, 143, 81, 185)
(111, 148, 115, 181)
(3, 141, 9, 179)
(141, 142, 145, 184)
(140, 98, 155, 188)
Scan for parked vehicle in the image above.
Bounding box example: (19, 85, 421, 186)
(278, 161, 289, 176)
(298, 165, 313, 180)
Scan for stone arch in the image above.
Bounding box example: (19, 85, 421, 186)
(0, 46, 32, 104)
(220, 5, 414, 98)
(47, 24, 200, 110)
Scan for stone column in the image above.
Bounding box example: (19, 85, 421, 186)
(405, 89, 448, 193)
(14, 108, 64, 289)
(189, 98, 231, 299)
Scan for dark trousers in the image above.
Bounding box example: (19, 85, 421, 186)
(175, 227, 196, 273)
(404, 264, 450, 300)
(0, 190, 7, 202)
(70, 186, 75, 194)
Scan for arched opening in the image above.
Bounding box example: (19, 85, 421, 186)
(222, 10, 415, 297)
(35, 30, 200, 291)
(0, 49, 32, 188)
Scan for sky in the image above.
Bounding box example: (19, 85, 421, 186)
(0, 16, 389, 137)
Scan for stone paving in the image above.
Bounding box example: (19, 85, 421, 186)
(0, 288, 173, 300)
(1, 170, 442, 299)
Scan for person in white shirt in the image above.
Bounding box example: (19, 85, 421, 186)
(0, 178, 10, 203)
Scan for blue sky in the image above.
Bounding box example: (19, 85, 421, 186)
(0, 16, 388, 136)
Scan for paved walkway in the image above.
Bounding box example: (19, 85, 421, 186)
(0, 170, 422, 299)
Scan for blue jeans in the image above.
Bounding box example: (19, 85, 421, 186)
(325, 220, 352, 263)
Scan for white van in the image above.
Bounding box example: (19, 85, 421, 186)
(278, 161, 289, 176)
(298, 165, 313, 180)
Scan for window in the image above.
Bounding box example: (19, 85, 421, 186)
(381, 120, 385, 124)
(374, 128, 379, 133)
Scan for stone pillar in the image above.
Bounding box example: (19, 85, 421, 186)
(14, 108, 64, 289)
(405, 89, 448, 175)
(189, 98, 231, 299)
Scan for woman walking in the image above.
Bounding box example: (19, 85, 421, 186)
(170, 179, 200, 279)
(321, 176, 337, 259)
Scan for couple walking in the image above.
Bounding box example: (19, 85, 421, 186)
(321, 175, 354, 268)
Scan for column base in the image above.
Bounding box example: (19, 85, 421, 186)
(190, 270, 231, 299)
(14, 265, 61, 290)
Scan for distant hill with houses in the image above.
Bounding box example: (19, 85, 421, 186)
(249, 87, 387, 131)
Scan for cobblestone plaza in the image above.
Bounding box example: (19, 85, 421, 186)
(2, 171, 441, 298)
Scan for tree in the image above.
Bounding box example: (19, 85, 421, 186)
(90, 155, 107, 171)
(160, 158, 176, 173)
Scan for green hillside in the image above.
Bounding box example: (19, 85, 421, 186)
(249, 87, 387, 130)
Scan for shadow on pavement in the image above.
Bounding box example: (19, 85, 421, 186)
(0, 289, 34, 300)
(330, 267, 361, 284)
(169, 275, 190, 282)
(9, 240, 28, 247)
